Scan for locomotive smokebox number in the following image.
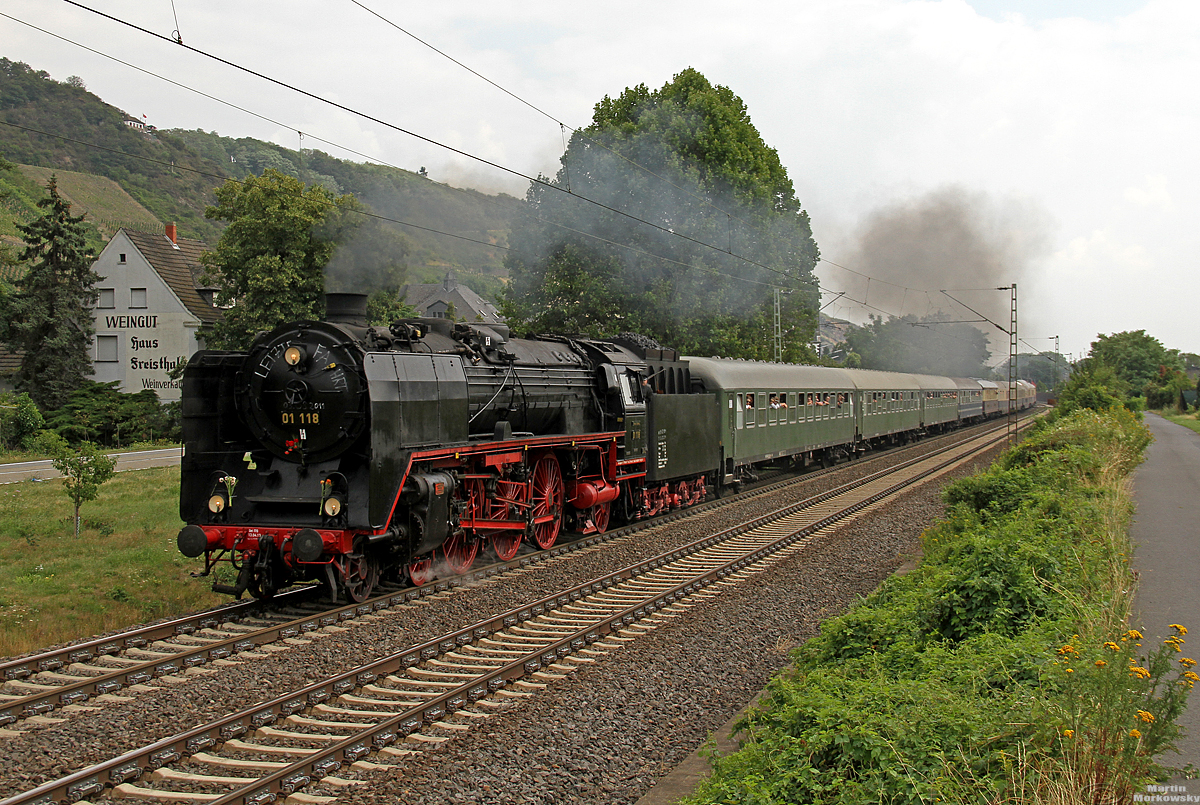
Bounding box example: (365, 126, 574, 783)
(281, 412, 321, 425)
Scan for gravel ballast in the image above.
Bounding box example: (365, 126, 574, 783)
(0, 436, 1001, 801)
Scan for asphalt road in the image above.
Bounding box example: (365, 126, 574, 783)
(1132, 412, 1200, 772)
(0, 446, 181, 484)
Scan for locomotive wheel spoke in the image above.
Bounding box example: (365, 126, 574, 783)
(590, 501, 611, 534)
(342, 552, 379, 603)
(408, 556, 434, 586)
(442, 530, 479, 574)
(530, 454, 564, 549)
(491, 531, 522, 561)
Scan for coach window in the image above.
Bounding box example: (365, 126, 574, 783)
(96, 335, 118, 362)
(130, 288, 147, 308)
(757, 393, 766, 427)
(98, 288, 115, 309)
(736, 394, 745, 428)
(789, 393, 798, 423)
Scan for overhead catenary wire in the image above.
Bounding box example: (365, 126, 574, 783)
(346, 0, 763, 237)
(3, 9, 807, 295)
(17, 4, 1022, 357)
(56, 0, 812, 292)
(37, 0, 920, 318)
(0, 120, 792, 294)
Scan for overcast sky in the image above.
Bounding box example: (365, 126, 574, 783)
(2, 0, 1193, 363)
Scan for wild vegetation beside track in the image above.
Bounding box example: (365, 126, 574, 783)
(0, 466, 224, 656)
(686, 406, 1194, 804)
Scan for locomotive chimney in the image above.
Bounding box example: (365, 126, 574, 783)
(325, 292, 368, 326)
(165, 222, 177, 244)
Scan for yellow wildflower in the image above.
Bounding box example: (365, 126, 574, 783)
(1170, 624, 1188, 636)
(1065, 668, 1074, 674)
(1095, 660, 1107, 667)
(1130, 729, 1142, 739)
(1185, 671, 1200, 682)
(1062, 729, 1074, 738)
(1181, 658, 1197, 668)
(1057, 645, 1076, 656)
(1130, 666, 1151, 680)
(1126, 629, 1143, 640)
(1137, 710, 1155, 723)
(1104, 641, 1121, 652)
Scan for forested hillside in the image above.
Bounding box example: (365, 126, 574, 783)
(0, 57, 518, 299)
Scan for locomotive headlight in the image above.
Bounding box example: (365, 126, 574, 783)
(284, 345, 306, 367)
(208, 494, 227, 513)
(323, 496, 343, 517)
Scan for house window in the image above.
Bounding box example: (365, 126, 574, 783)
(98, 288, 115, 308)
(97, 335, 118, 362)
(118, 253, 127, 264)
(130, 288, 147, 308)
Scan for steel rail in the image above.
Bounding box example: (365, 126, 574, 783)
(2, 425, 1015, 805)
(0, 413, 1028, 729)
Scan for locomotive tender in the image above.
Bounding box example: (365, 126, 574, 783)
(177, 294, 1035, 602)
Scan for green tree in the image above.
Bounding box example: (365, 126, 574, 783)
(1143, 365, 1192, 413)
(845, 313, 991, 376)
(50, 440, 116, 537)
(365, 289, 415, 326)
(1088, 330, 1181, 395)
(0, 156, 17, 272)
(1046, 359, 1128, 423)
(503, 68, 819, 360)
(199, 169, 359, 350)
(0, 176, 100, 410)
(42, 381, 173, 445)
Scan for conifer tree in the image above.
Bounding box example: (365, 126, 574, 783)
(0, 176, 100, 410)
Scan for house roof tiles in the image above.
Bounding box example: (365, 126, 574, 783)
(123, 229, 221, 323)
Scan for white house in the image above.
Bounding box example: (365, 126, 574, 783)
(90, 224, 220, 401)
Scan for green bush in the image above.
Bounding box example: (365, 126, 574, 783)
(0, 391, 44, 449)
(687, 407, 1181, 805)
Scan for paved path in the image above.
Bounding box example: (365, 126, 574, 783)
(0, 447, 181, 484)
(1132, 412, 1200, 771)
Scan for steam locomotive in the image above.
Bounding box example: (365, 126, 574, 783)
(177, 293, 1034, 602)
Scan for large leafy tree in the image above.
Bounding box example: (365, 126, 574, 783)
(1088, 330, 1181, 395)
(503, 68, 820, 360)
(200, 169, 359, 350)
(0, 176, 100, 410)
(845, 313, 991, 377)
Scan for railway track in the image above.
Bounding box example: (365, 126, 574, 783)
(0, 414, 1029, 734)
(1, 420, 1018, 805)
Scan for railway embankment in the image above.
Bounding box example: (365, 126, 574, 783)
(683, 406, 1192, 804)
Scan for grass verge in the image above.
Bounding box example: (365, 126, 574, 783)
(1157, 410, 1200, 435)
(686, 407, 1192, 804)
(0, 466, 225, 657)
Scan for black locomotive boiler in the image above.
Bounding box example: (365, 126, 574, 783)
(177, 294, 712, 602)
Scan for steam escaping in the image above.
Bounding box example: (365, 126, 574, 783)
(833, 186, 1053, 361)
(835, 185, 1051, 326)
